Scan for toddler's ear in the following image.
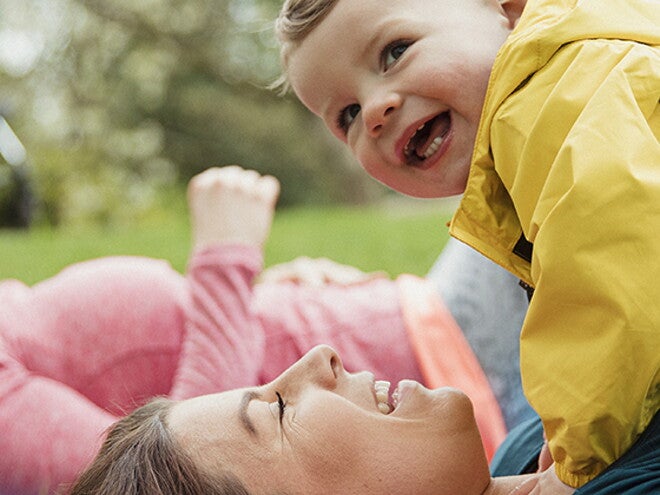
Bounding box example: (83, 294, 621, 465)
(500, 0, 525, 28)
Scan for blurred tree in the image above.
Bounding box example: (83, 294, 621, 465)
(0, 115, 34, 228)
(0, 0, 382, 225)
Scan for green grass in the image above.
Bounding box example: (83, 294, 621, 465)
(0, 202, 453, 285)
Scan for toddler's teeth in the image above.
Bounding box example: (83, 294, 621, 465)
(422, 135, 443, 158)
(378, 402, 391, 414)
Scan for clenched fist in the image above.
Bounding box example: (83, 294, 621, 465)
(188, 166, 280, 250)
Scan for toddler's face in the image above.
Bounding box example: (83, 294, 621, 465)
(287, 0, 514, 198)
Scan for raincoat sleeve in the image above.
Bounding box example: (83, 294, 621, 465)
(512, 42, 660, 486)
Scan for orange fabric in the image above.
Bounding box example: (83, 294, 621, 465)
(397, 275, 507, 460)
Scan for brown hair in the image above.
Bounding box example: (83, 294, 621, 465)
(66, 397, 251, 495)
(272, 0, 340, 92)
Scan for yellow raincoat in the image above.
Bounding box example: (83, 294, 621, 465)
(450, 0, 660, 487)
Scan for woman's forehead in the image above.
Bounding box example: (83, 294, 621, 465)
(168, 389, 254, 445)
(168, 389, 286, 479)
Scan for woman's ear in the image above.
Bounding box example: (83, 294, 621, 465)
(500, 0, 525, 28)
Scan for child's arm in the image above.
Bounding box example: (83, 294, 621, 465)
(169, 166, 280, 398)
(505, 42, 660, 487)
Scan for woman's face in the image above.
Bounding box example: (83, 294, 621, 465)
(167, 345, 491, 495)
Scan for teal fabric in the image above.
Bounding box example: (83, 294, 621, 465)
(490, 416, 544, 477)
(490, 412, 660, 494)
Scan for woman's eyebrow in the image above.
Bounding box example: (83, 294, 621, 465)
(239, 390, 261, 436)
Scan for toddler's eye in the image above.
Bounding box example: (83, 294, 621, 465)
(381, 40, 412, 70)
(382, 40, 411, 70)
(337, 104, 361, 133)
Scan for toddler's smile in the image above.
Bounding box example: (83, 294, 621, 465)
(402, 111, 452, 164)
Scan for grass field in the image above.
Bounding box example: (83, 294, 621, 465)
(0, 199, 456, 285)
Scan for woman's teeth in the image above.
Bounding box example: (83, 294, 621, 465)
(375, 380, 392, 414)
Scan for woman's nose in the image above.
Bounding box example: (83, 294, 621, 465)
(275, 345, 342, 391)
(363, 90, 401, 137)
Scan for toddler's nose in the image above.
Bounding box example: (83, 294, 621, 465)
(363, 91, 401, 137)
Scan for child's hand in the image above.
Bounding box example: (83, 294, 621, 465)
(537, 439, 553, 473)
(188, 166, 280, 250)
(502, 470, 575, 495)
(527, 467, 575, 495)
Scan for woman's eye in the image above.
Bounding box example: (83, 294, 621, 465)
(382, 40, 411, 70)
(275, 392, 286, 424)
(337, 104, 361, 133)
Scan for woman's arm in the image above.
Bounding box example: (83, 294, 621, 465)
(169, 166, 280, 398)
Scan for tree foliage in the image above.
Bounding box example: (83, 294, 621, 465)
(0, 0, 382, 225)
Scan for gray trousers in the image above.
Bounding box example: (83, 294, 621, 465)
(427, 237, 537, 429)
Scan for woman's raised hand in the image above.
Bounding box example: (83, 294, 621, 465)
(188, 165, 280, 250)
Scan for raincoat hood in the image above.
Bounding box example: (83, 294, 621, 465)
(451, 0, 659, 283)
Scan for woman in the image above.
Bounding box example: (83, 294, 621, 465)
(70, 345, 497, 494)
(68, 344, 660, 494)
(1, 166, 508, 494)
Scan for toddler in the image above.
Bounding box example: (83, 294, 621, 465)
(275, 0, 660, 489)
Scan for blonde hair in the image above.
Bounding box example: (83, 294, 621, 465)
(272, 0, 340, 93)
